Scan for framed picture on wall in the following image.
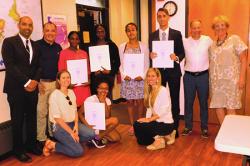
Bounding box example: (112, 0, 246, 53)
(0, 0, 43, 71)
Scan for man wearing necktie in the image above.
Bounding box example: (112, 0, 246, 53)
(149, 8, 185, 138)
(2, 16, 41, 163)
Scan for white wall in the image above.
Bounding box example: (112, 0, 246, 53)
(0, 72, 10, 123)
(140, 0, 149, 45)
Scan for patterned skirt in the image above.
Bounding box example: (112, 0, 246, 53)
(120, 80, 144, 100)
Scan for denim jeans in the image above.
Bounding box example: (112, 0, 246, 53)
(52, 122, 95, 157)
(183, 72, 209, 130)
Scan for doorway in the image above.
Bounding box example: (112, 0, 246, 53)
(76, 4, 109, 51)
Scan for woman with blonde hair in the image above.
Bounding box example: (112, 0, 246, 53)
(209, 15, 248, 124)
(133, 68, 176, 150)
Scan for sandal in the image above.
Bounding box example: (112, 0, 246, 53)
(43, 139, 54, 157)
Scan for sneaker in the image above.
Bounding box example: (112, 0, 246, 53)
(90, 138, 106, 148)
(201, 129, 208, 138)
(181, 128, 192, 136)
(101, 138, 108, 145)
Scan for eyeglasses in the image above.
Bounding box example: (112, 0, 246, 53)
(65, 96, 72, 105)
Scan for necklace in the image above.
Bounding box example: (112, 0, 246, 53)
(216, 34, 228, 47)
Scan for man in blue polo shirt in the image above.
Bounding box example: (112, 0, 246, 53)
(36, 22, 62, 146)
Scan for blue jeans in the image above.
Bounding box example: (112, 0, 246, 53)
(183, 72, 209, 130)
(53, 122, 95, 157)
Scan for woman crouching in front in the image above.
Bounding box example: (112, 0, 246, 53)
(43, 70, 95, 157)
(133, 68, 176, 150)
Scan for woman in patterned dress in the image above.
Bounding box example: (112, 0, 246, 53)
(119, 23, 149, 134)
(209, 15, 248, 124)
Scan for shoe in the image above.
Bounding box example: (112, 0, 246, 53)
(181, 128, 192, 136)
(201, 129, 208, 138)
(101, 138, 108, 145)
(147, 136, 165, 150)
(91, 138, 106, 148)
(26, 147, 42, 156)
(112, 98, 127, 104)
(14, 153, 32, 163)
(167, 130, 176, 145)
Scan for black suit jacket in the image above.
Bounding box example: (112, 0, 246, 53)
(149, 28, 185, 77)
(2, 35, 41, 93)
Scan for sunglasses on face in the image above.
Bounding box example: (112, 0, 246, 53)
(65, 96, 72, 105)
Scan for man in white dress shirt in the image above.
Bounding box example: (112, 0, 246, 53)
(182, 20, 212, 138)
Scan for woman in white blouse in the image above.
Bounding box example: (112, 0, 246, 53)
(133, 68, 176, 150)
(42, 70, 95, 157)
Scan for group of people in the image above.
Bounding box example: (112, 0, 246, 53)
(1, 7, 247, 163)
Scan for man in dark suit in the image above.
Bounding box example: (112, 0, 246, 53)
(149, 8, 185, 138)
(2, 16, 41, 163)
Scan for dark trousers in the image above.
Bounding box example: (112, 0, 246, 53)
(7, 90, 38, 154)
(133, 121, 174, 145)
(160, 71, 181, 133)
(183, 72, 209, 130)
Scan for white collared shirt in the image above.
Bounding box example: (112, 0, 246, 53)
(183, 35, 212, 72)
(19, 34, 33, 87)
(19, 33, 33, 63)
(159, 27, 169, 41)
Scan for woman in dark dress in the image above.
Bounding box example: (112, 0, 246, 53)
(90, 24, 120, 99)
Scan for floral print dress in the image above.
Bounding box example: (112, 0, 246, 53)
(209, 35, 247, 109)
(120, 47, 144, 100)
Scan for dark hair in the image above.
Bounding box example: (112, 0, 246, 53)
(157, 8, 169, 16)
(125, 22, 138, 32)
(55, 70, 72, 89)
(92, 24, 111, 44)
(95, 76, 110, 89)
(68, 31, 80, 39)
(43, 22, 57, 29)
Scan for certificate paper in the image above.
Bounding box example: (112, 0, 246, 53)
(84, 101, 106, 130)
(89, 45, 111, 72)
(67, 59, 88, 84)
(123, 53, 144, 79)
(152, 41, 174, 68)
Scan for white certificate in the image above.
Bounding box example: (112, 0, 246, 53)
(66, 59, 88, 84)
(89, 45, 111, 72)
(84, 101, 106, 130)
(123, 53, 144, 79)
(152, 41, 174, 68)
